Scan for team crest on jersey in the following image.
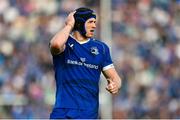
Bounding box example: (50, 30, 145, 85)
(91, 47, 99, 55)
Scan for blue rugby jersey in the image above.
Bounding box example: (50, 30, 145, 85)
(52, 35, 114, 111)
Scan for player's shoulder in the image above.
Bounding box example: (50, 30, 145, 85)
(90, 38, 109, 54)
(91, 38, 109, 48)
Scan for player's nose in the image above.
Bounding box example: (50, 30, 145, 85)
(92, 22, 96, 28)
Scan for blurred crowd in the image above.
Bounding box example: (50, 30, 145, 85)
(0, 0, 179, 119)
(111, 0, 179, 119)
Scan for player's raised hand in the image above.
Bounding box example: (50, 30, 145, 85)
(65, 11, 76, 29)
(106, 78, 120, 94)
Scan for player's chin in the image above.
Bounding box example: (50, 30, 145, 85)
(86, 33, 94, 38)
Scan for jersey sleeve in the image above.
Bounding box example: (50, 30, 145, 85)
(102, 44, 114, 71)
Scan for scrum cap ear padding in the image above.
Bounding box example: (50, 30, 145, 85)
(73, 7, 96, 37)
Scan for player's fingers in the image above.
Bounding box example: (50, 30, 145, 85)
(106, 82, 120, 94)
(106, 86, 109, 91)
(110, 85, 119, 93)
(106, 86, 113, 92)
(69, 11, 76, 16)
(111, 88, 118, 93)
(111, 90, 118, 94)
(71, 10, 76, 13)
(106, 85, 110, 91)
(110, 86, 119, 93)
(106, 87, 113, 94)
(106, 88, 118, 94)
(106, 83, 113, 90)
(106, 87, 111, 92)
(107, 78, 113, 84)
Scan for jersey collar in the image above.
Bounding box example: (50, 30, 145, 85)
(70, 34, 90, 44)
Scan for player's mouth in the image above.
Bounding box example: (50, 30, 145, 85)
(90, 30, 95, 33)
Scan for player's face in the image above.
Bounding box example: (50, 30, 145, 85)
(85, 18, 96, 38)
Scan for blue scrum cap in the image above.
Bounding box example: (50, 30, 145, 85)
(73, 7, 96, 37)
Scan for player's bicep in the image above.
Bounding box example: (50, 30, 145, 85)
(50, 43, 66, 55)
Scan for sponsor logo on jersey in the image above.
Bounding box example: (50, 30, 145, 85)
(80, 57, 86, 62)
(67, 59, 98, 69)
(68, 43, 74, 49)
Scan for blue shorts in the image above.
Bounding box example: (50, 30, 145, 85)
(50, 108, 98, 119)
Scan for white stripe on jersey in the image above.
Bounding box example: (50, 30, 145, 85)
(103, 64, 114, 71)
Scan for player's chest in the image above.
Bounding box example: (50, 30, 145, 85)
(65, 43, 103, 65)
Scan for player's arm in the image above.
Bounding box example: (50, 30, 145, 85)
(102, 68, 121, 94)
(50, 11, 75, 55)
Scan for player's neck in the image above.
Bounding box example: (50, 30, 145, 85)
(72, 31, 89, 42)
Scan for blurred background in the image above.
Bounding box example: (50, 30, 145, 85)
(0, 0, 179, 119)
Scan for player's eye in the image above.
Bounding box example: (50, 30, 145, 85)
(88, 20, 96, 23)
